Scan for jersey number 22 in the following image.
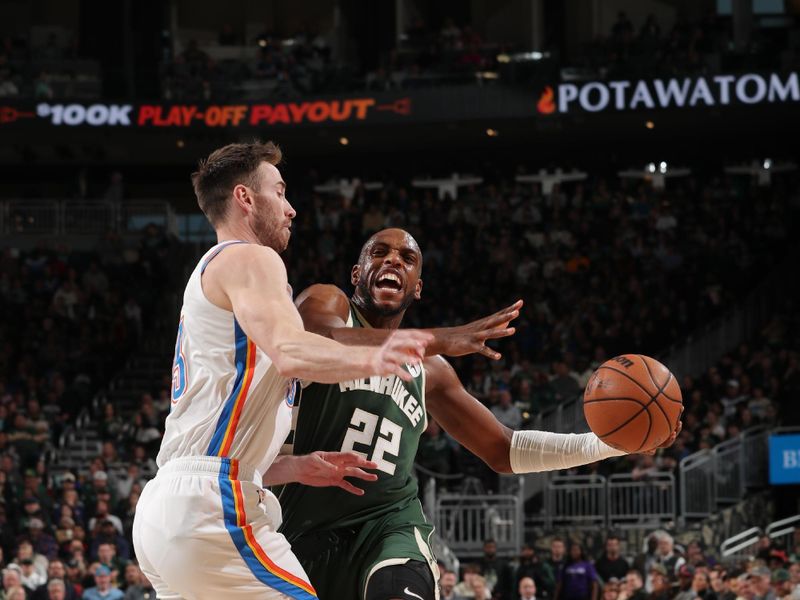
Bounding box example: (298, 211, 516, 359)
(340, 408, 401, 475)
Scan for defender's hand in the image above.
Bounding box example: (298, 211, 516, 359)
(298, 451, 379, 496)
(433, 300, 523, 360)
(371, 329, 433, 381)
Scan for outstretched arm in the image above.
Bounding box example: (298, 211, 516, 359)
(424, 357, 680, 474)
(203, 245, 430, 383)
(296, 283, 521, 359)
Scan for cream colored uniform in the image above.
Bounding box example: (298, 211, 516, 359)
(132, 240, 317, 600)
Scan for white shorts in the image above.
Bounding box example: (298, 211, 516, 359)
(133, 456, 317, 600)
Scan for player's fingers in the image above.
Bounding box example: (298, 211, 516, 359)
(483, 309, 520, 328)
(392, 340, 427, 362)
(323, 452, 378, 470)
(481, 327, 516, 341)
(478, 346, 502, 361)
(343, 467, 378, 481)
(337, 481, 366, 496)
(391, 365, 413, 381)
(382, 348, 419, 368)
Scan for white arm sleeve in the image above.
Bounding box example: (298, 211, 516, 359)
(509, 430, 626, 473)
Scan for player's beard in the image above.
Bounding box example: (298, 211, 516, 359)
(356, 276, 416, 317)
(252, 204, 289, 252)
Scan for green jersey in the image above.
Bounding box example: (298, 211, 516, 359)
(277, 303, 429, 536)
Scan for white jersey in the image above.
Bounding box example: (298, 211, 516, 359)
(157, 240, 296, 477)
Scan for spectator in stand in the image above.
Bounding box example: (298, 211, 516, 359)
(596, 536, 631, 584)
(516, 544, 555, 600)
(1, 585, 26, 600)
(53, 488, 85, 532)
(27, 520, 56, 562)
(98, 406, 123, 444)
(471, 575, 492, 600)
(478, 539, 512, 600)
(81, 565, 122, 600)
(120, 564, 153, 600)
(89, 522, 129, 562)
(88, 503, 122, 541)
(63, 562, 84, 599)
(674, 565, 698, 600)
(648, 565, 671, 600)
(439, 570, 458, 600)
(114, 466, 140, 505)
(721, 380, 747, 419)
(546, 538, 569, 598)
(749, 567, 777, 600)
(18, 557, 46, 592)
(14, 540, 47, 581)
(788, 564, 800, 598)
(41, 578, 67, 600)
(556, 543, 599, 600)
(520, 577, 538, 600)
(549, 363, 581, 403)
(31, 560, 78, 600)
(93, 543, 125, 582)
(127, 448, 155, 481)
(454, 564, 483, 598)
(490, 389, 523, 430)
(686, 542, 714, 568)
(653, 531, 685, 583)
(82, 472, 117, 512)
(618, 570, 647, 600)
(603, 579, 621, 600)
(772, 570, 792, 599)
(118, 564, 139, 595)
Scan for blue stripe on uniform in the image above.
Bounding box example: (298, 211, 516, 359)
(206, 319, 248, 456)
(217, 459, 318, 600)
(201, 240, 248, 274)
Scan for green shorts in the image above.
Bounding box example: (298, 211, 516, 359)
(290, 501, 439, 600)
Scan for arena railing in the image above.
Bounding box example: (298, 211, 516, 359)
(713, 437, 745, 505)
(679, 426, 770, 522)
(721, 514, 800, 562)
(720, 526, 763, 562)
(433, 492, 523, 559)
(607, 472, 676, 526)
(679, 450, 715, 519)
(765, 514, 800, 553)
(544, 474, 607, 529)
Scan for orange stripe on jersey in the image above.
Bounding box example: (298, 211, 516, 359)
(218, 339, 256, 456)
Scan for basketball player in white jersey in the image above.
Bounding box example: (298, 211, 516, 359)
(132, 142, 432, 600)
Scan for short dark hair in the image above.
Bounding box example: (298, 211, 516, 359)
(191, 142, 282, 226)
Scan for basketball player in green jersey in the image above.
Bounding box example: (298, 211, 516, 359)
(274, 228, 680, 600)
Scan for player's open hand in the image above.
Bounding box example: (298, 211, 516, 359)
(371, 329, 433, 381)
(433, 300, 523, 360)
(298, 451, 379, 496)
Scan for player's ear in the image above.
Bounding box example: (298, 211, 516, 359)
(414, 278, 423, 300)
(350, 264, 360, 286)
(232, 184, 252, 214)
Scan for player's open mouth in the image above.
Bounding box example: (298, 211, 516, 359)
(374, 272, 403, 293)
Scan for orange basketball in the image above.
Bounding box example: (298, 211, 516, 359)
(583, 355, 683, 453)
